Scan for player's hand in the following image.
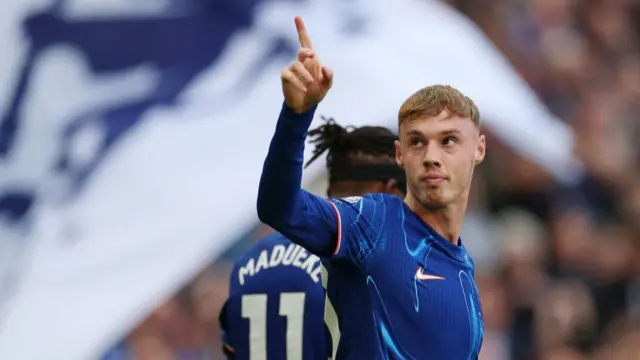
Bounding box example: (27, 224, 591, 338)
(281, 16, 333, 114)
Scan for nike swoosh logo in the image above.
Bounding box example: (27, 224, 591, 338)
(416, 266, 445, 281)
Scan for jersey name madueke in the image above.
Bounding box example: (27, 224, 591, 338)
(237, 243, 322, 285)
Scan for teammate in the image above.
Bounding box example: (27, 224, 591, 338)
(220, 118, 406, 359)
(256, 17, 486, 359)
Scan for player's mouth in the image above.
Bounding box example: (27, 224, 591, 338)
(420, 174, 447, 185)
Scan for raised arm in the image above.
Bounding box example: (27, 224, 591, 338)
(256, 17, 337, 256)
(256, 104, 336, 255)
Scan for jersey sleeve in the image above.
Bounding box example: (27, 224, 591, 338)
(327, 194, 388, 265)
(257, 103, 341, 257)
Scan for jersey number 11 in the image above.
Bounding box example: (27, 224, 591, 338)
(242, 292, 306, 360)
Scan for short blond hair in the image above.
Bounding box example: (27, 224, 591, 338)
(398, 85, 480, 128)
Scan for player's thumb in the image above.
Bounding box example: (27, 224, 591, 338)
(321, 66, 333, 89)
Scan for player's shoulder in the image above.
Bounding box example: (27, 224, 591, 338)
(328, 194, 404, 229)
(230, 231, 323, 293)
(330, 193, 402, 207)
(459, 240, 476, 271)
(330, 193, 405, 219)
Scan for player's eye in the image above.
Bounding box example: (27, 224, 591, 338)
(442, 136, 457, 147)
(409, 138, 424, 148)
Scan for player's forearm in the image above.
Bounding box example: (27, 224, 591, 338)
(257, 102, 316, 227)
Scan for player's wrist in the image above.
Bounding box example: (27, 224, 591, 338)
(280, 101, 317, 136)
(283, 100, 317, 116)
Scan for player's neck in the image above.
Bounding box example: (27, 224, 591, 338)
(405, 195, 468, 245)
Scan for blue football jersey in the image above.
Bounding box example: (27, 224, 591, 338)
(322, 194, 484, 359)
(257, 102, 484, 359)
(220, 232, 327, 360)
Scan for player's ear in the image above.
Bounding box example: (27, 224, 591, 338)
(395, 140, 404, 168)
(474, 134, 486, 165)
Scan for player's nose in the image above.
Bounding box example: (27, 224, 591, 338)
(422, 142, 443, 167)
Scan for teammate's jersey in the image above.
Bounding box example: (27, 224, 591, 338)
(219, 232, 327, 360)
(322, 194, 484, 359)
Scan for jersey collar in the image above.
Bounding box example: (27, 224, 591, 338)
(401, 202, 471, 265)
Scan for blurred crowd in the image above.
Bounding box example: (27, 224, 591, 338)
(454, 0, 640, 358)
(105, 0, 640, 359)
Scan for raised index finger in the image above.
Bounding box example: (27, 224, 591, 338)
(295, 16, 313, 49)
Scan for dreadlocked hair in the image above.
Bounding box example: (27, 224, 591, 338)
(305, 116, 398, 169)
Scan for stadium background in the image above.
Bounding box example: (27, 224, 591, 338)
(1, 0, 639, 359)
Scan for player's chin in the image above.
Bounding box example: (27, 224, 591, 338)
(418, 191, 448, 210)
